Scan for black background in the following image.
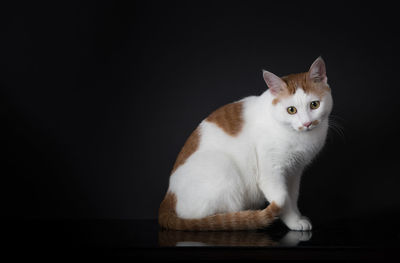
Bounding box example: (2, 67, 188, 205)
(2, 1, 400, 225)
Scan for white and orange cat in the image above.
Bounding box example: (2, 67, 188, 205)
(159, 57, 333, 231)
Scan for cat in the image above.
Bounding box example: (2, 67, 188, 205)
(159, 57, 333, 231)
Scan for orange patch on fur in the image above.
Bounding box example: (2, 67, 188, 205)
(272, 72, 330, 105)
(272, 98, 280, 105)
(158, 192, 178, 228)
(158, 191, 281, 231)
(171, 127, 200, 174)
(206, 101, 244, 136)
(267, 201, 281, 217)
(312, 120, 320, 126)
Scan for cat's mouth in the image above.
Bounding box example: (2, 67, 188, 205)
(297, 126, 313, 132)
(297, 120, 319, 132)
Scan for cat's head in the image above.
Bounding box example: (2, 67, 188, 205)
(262, 57, 333, 132)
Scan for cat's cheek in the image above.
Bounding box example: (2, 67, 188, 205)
(292, 119, 304, 131)
(289, 122, 301, 132)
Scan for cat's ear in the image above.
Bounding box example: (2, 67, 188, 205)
(308, 56, 327, 84)
(262, 70, 286, 96)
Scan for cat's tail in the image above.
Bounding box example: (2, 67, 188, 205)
(158, 192, 280, 231)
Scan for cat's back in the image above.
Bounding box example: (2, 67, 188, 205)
(199, 96, 259, 151)
(205, 99, 245, 137)
(168, 96, 263, 217)
(171, 96, 258, 175)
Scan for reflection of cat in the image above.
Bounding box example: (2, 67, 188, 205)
(159, 57, 332, 231)
(158, 229, 312, 247)
(159, 230, 277, 247)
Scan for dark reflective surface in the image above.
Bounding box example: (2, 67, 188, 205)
(159, 224, 312, 247)
(159, 230, 277, 247)
(2, 216, 400, 260)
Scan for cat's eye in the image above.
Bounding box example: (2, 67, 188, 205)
(310, 101, 320, 110)
(287, 106, 297, 115)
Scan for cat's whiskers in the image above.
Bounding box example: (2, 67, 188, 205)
(328, 115, 345, 142)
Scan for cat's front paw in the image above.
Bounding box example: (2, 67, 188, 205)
(284, 216, 312, 231)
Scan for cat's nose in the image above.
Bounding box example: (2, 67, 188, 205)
(303, 121, 312, 128)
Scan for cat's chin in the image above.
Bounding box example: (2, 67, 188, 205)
(295, 126, 317, 132)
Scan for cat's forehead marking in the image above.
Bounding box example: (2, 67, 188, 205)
(206, 101, 244, 136)
(272, 72, 330, 105)
(293, 88, 308, 103)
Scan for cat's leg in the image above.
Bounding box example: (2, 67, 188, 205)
(258, 168, 312, 231)
(285, 171, 312, 231)
(170, 151, 244, 219)
(287, 171, 301, 216)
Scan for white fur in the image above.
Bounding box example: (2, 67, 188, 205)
(168, 88, 333, 231)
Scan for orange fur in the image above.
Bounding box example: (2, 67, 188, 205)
(206, 101, 244, 136)
(171, 102, 243, 174)
(312, 120, 320, 126)
(171, 127, 200, 174)
(272, 72, 330, 105)
(159, 192, 280, 231)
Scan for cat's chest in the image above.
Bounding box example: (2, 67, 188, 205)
(262, 133, 323, 167)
